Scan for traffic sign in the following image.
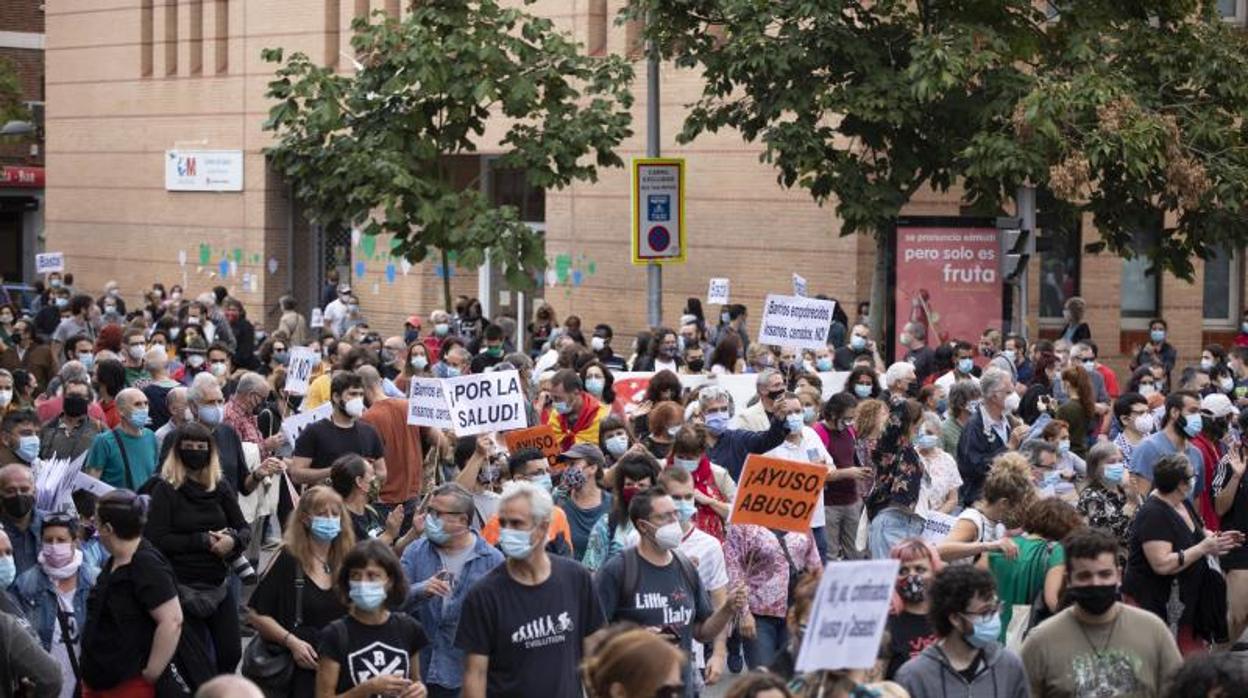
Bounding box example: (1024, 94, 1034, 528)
(632, 158, 686, 265)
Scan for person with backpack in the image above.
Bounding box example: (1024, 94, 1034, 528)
(592, 487, 746, 698)
(724, 518, 820, 670)
(143, 422, 251, 676)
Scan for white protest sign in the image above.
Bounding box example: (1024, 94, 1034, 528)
(921, 511, 959, 545)
(73, 471, 114, 498)
(707, 278, 730, 305)
(281, 402, 333, 445)
(36, 252, 64, 274)
(442, 370, 527, 436)
(792, 273, 807, 297)
(757, 294, 837, 350)
(284, 347, 318, 396)
(407, 377, 455, 429)
(796, 559, 900, 672)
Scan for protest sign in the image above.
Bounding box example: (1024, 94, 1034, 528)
(503, 425, 561, 468)
(443, 370, 527, 436)
(728, 454, 827, 533)
(792, 273, 807, 297)
(920, 511, 959, 545)
(757, 294, 837, 351)
(73, 472, 114, 498)
(281, 402, 332, 445)
(707, 278, 730, 305)
(36, 252, 64, 274)
(284, 347, 318, 396)
(407, 377, 455, 429)
(796, 559, 900, 672)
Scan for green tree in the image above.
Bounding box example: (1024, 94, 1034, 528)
(633, 0, 1248, 339)
(263, 0, 633, 309)
(0, 58, 28, 125)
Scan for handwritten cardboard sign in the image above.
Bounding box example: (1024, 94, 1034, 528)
(757, 294, 836, 350)
(920, 511, 959, 545)
(708, 278, 730, 305)
(728, 454, 827, 533)
(284, 347, 318, 396)
(796, 559, 900, 671)
(503, 425, 561, 468)
(442, 370, 527, 436)
(281, 402, 332, 446)
(407, 377, 454, 429)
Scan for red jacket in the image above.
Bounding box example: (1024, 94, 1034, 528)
(1191, 433, 1222, 531)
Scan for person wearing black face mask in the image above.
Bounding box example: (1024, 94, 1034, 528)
(0, 463, 42, 578)
(1020, 527, 1182, 696)
(39, 377, 102, 461)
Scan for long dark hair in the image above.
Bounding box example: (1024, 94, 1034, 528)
(1031, 352, 1059, 389)
(709, 332, 742, 373)
(607, 452, 660, 533)
(1061, 365, 1096, 423)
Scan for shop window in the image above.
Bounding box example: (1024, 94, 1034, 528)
(1036, 190, 1081, 319)
(1121, 223, 1162, 321)
(1203, 244, 1241, 325)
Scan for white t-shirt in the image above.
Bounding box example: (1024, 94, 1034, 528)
(956, 508, 1004, 544)
(766, 426, 833, 528)
(471, 491, 500, 532)
(654, 358, 678, 374)
(678, 526, 729, 592)
(322, 299, 350, 337)
(50, 587, 77, 698)
(935, 370, 981, 392)
(917, 450, 963, 515)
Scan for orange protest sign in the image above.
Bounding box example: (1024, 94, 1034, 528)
(503, 425, 562, 469)
(728, 454, 827, 533)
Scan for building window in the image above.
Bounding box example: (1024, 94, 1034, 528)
(1121, 223, 1161, 320)
(587, 0, 607, 56)
(1203, 244, 1241, 325)
(1036, 191, 1081, 319)
(189, 0, 203, 75)
(141, 0, 154, 76)
(1220, 0, 1247, 23)
(164, 0, 178, 76)
(325, 0, 340, 67)
(214, 0, 228, 74)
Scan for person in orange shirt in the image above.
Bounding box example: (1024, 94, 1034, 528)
(480, 447, 573, 556)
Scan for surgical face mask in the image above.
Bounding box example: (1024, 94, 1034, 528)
(915, 433, 940, 451)
(674, 499, 696, 523)
(127, 344, 145, 361)
(553, 400, 573, 415)
(958, 357, 974, 374)
(54, 297, 68, 308)
(605, 434, 629, 457)
(78, 353, 95, 370)
(16, 435, 39, 463)
(103, 304, 117, 314)
(1181, 413, 1203, 438)
(273, 350, 290, 365)
(1103, 461, 1126, 485)
(585, 377, 605, 397)
(1221, 377, 1236, 393)
(816, 357, 833, 372)
(1139, 384, 1157, 398)
(964, 612, 1002, 649)
(785, 413, 804, 434)
(0, 390, 10, 408)
(1058, 439, 1071, 455)
(196, 404, 223, 426)
(591, 336, 606, 352)
(209, 361, 228, 377)
(1201, 359, 1215, 372)
(128, 408, 150, 428)
(41, 542, 74, 569)
(674, 457, 700, 473)
(1241, 322, 1248, 334)
(704, 411, 730, 436)
(531, 473, 554, 493)
(652, 521, 684, 551)
(498, 527, 535, 560)
(410, 355, 428, 371)
(343, 397, 365, 418)
(425, 514, 451, 545)
(802, 406, 817, 424)
(0, 555, 14, 588)
(309, 515, 341, 541)
(151, 342, 166, 355)
(187, 354, 206, 368)
(1150, 329, 1166, 343)
(720, 311, 731, 324)
(434, 323, 450, 337)
(1133, 413, 1154, 434)
(853, 384, 872, 399)
(1083, 360, 1097, 373)
(850, 335, 867, 351)
(444, 366, 461, 378)
(349, 580, 388, 611)
(1002, 350, 1016, 363)
(1004, 392, 1020, 414)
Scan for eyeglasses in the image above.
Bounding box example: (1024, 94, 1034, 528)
(961, 600, 1002, 621)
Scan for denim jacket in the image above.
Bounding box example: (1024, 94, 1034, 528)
(400, 535, 502, 689)
(14, 563, 99, 651)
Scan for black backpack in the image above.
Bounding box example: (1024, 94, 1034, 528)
(620, 547, 701, 605)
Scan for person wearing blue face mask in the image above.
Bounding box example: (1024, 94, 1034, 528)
(895, 565, 1029, 697)
(1128, 390, 1207, 502)
(456, 480, 604, 698)
(399, 484, 502, 697)
(766, 394, 835, 562)
(0, 410, 39, 466)
(843, 365, 881, 402)
(545, 369, 611, 454)
(1078, 441, 1141, 544)
(84, 388, 160, 490)
(318, 539, 429, 698)
(834, 324, 884, 372)
(1132, 317, 1178, 381)
(696, 385, 787, 481)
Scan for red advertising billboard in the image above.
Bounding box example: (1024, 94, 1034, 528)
(894, 220, 1002, 362)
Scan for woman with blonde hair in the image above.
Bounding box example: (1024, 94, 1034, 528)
(581, 626, 686, 698)
(247, 485, 355, 697)
(144, 421, 252, 674)
(938, 452, 1036, 564)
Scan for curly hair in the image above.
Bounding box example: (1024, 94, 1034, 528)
(982, 452, 1036, 508)
(928, 565, 998, 637)
(1023, 498, 1085, 542)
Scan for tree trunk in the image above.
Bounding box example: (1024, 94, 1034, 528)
(868, 231, 890, 362)
(441, 248, 453, 313)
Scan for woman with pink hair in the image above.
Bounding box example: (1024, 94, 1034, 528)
(879, 538, 944, 680)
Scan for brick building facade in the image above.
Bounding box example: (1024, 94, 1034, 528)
(40, 1, 1248, 377)
(0, 0, 45, 286)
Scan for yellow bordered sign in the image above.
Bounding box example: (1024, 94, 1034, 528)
(631, 158, 686, 265)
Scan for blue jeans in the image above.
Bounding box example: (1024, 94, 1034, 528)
(744, 615, 788, 669)
(868, 507, 925, 560)
(811, 525, 829, 564)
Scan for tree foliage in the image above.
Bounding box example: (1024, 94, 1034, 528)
(0, 58, 28, 125)
(633, 0, 1248, 279)
(263, 0, 634, 291)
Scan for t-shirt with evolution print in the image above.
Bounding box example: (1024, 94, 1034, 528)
(456, 555, 604, 698)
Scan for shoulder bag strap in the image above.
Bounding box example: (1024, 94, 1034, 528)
(293, 563, 305, 629)
(772, 529, 800, 573)
(54, 602, 82, 695)
(111, 428, 135, 491)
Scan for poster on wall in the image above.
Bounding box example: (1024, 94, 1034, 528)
(894, 218, 1001, 361)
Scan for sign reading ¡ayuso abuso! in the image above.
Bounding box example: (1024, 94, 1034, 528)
(165, 150, 244, 192)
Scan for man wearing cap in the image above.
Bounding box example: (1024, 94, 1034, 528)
(553, 443, 612, 561)
(403, 315, 422, 345)
(321, 283, 353, 338)
(1194, 392, 1238, 530)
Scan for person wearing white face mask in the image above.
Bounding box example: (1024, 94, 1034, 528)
(457, 480, 604, 698)
(167, 373, 256, 497)
(1113, 392, 1154, 465)
(766, 394, 835, 562)
(1078, 442, 1140, 544)
(593, 487, 746, 696)
(290, 373, 386, 486)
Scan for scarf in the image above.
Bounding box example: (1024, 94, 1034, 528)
(555, 392, 603, 451)
(690, 455, 726, 541)
(38, 547, 83, 581)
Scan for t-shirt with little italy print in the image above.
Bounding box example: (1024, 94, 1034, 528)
(455, 555, 603, 698)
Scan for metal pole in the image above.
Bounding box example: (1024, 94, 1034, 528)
(1016, 185, 1036, 340)
(646, 13, 662, 328)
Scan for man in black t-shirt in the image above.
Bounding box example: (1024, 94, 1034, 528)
(456, 480, 603, 698)
(291, 372, 386, 485)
